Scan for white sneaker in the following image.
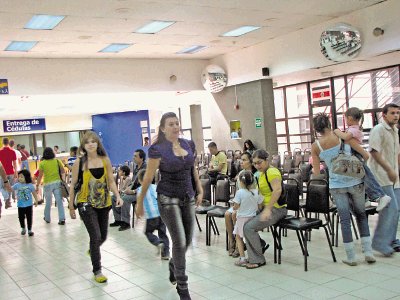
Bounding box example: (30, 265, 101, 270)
(376, 195, 391, 212)
(364, 200, 371, 208)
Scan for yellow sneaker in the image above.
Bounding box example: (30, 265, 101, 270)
(94, 273, 108, 283)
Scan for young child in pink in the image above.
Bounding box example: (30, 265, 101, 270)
(334, 107, 391, 212)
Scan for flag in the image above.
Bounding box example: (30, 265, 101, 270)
(312, 85, 331, 106)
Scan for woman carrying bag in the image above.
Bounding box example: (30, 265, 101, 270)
(68, 131, 123, 283)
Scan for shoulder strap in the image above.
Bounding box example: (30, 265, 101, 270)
(264, 169, 273, 191)
(316, 140, 323, 152)
(339, 138, 345, 153)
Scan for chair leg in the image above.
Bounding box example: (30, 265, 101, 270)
(296, 230, 306, 256)
(335, 214, 339, 247)
(212, 217, 220, 235)
(195, 214, 202, 232)
(206, 215, 210, 246)
(300, 230, 308, 272)
(278, 227, 283, 264)
(225, 230, 228, 251)
(323, 225, 337, 262)
(350, 215, 359, 240)
(331, 212, 335, 246)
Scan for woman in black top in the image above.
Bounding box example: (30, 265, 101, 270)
(137, 112, 203, 300)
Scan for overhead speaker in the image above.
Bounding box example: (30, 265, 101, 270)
(262, 67, 270, 76)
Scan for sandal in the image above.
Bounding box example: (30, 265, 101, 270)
(246, 262, 266, 269)
(234, 259, 248, 267)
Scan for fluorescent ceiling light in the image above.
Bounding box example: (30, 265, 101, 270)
(24, 15, 65, 30)
(135, 21, 175, 34)
(221, 26, 261, 37)
(176, 45, 207, 54)
(5, 41, 37, 52)
(99, 43, 132, 53)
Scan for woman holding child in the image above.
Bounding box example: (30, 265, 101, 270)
(136, 112, 203, 300)
(311, 113, 375, 265)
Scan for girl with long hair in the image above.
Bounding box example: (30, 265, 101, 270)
(68, 131, 123, 283)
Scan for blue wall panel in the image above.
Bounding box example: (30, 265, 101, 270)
(92, 110, 149, 166)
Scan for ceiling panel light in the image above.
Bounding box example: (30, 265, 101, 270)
(5, 41, 37, 52)
(221, 26, 261, 37)
(176, 45, 207, 54)
(135, 21, 175, 34)
(99, 43, 132, 53)
(24, 14, 65, 30)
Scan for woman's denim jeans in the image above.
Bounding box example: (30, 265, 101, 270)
(330, 183, 370, 243)
(372, 186, 400, 255)
(157, 194, 195, 290)
(43, 181, 65, 222)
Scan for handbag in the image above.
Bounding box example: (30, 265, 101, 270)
(58, 161, 70, 199)
(331, 139, 365, 179)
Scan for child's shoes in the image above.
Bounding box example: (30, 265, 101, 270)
(376, 195, 391, 212)
(21, 228, 26, 235)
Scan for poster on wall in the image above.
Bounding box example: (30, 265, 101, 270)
(230, 120, 242, 139)
(3, 118, 46, 133)
(0, 79, 9, 94)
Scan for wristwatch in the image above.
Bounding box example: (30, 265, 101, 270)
(3, 180, 8, 183)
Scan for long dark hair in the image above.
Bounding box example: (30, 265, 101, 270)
(243, 139, 256, 152)
(154, 112, 178, 145)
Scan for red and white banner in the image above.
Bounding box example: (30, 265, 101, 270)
(312, 85, 331, 106)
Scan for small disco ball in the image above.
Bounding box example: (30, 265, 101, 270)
(201, 65, 228, 93)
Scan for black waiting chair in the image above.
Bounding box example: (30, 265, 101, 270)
(277, 179, 336, 271)
(206, 178, 231, 247)
(195, 176, 215, 232)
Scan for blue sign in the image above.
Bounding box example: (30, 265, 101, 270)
(3, 118, 46, 133)
(0, 79, 9, 94)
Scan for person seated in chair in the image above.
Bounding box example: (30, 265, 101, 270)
(207, 142, 227, 185)
(110, 165, 132, 230)
(110, 149, 146, 231)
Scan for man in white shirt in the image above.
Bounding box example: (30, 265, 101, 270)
(368, 103, 400, 256)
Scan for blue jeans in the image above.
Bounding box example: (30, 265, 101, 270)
(44, 181, 65, 222)
(21, 160, 29, 171)
(157, 194, 195, 290)
(372, 186, 400, 255)
(330, 183, 370, 243)
(0, 175, 15, 201)
(363, 164, 385, 201)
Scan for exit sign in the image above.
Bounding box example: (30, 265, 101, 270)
(255, 117, 263, 128)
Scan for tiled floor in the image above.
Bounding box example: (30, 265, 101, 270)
(1, 202, 400, 300)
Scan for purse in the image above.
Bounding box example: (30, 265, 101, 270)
(331, 139, 365, 179)
(58, 160, 69, 198)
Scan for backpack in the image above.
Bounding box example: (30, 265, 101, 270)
(331, 139, 365, 179)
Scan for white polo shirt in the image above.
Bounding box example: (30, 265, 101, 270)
(367, 121, 400, 188)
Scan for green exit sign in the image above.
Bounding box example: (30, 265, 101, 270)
(255, 117, 263, 128)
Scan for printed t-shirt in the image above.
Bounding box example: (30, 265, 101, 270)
(12, 183, 35, 208)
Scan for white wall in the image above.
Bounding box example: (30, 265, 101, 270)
(0, 58, 208, 95)
(210, 0, 400, 87)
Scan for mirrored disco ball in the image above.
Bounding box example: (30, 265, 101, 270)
(320, 23, 362, 62)
(201, 65, 228, 93)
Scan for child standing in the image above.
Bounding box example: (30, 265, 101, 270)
(12, 170, 39, 236)
(334, 107, 391, 212)
(137, 169, 170, 260)
(233, 170, 264, 266)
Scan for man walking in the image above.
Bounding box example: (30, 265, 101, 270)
(368, 103, 400, 255)
(0, 138, 17, 208)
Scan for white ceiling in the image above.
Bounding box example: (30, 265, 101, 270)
(0, 0, 385, 59)
(0, 0, 398, 119)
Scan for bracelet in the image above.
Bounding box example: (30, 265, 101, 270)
(3, 180, 8, 183)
